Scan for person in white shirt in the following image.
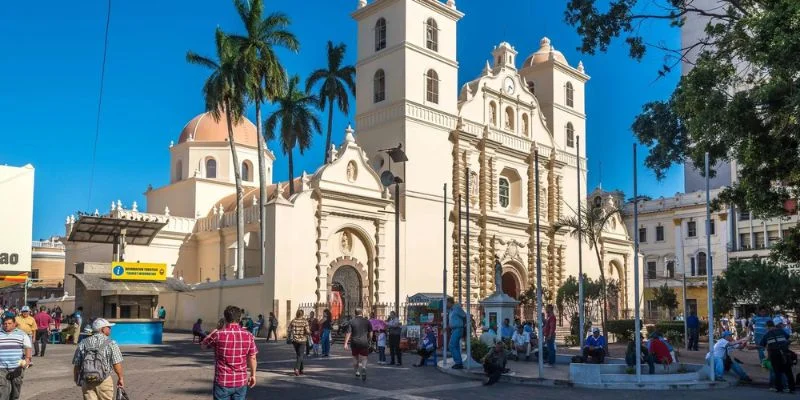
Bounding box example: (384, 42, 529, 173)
(511, 325, 531, 361)
(710, 331, 752, 382)
(480, 324, 498, 347)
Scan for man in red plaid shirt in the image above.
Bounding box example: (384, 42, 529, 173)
(202, 305, 258, 399)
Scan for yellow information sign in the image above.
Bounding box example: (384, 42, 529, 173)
(111, 262, 167, 281)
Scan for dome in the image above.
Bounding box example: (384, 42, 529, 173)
(522, 37, 569, 68)
(178, 112, 259, 147)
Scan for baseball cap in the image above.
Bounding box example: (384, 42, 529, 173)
(721, 330, 733, 338)
(773, 316, 784, 326)
(20, 306, 30, 312)
(592, 327, 600, 333)
(92, 318, 116, 332)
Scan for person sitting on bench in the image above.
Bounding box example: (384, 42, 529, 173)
(511, 325, 531, 361)
(582, 327, 606, 363)
(482, 342, 508, 386)
(413, 326, 437, 367)
(192, 319, 207, 341)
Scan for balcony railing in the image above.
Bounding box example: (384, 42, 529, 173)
(31, 240, 65, 250)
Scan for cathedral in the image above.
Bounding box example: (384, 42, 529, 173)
(63, 0, 637, 330)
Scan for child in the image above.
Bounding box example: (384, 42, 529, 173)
(311, 329, 321, 357)
(377, 329, 387, 365)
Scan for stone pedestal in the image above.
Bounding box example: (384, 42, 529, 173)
(480, 292, 519, 332)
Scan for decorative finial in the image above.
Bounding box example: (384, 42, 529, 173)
(577, 60, 585, 73)
(447, 0, 456, 8)
(540, 37, 551, 48)
(116, 200, 122, 210)
(70, 215, 75, 224)
(358, 0, 366, 8)
(329, 144, 338, 163)
(111, 201, 116, 212)
(164, 206, 170, 217)
(344, 124, 355, 143)
(456, 116, 464, 130)
(482, 60, 491, 75)
(94, 209, 99, 217)
(169, 140, 174, 148)
(132, 201, 138, 212)
(65, 216, 70, 224)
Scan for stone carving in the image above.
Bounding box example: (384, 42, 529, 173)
(469, 170, 479, 204)
(494, 255, 503, 294)
(341, 231, 353, 255)
(346, 161, 357, 182)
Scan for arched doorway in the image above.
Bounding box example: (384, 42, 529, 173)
(331, 265, 362, 320)
(607, 261, 624, 320)
(502, 272, 520, 299)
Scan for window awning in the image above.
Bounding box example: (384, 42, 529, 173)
(68, 215, 167, 246)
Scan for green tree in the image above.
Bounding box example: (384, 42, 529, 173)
(264, 75, 322, 195)
(186, 28, 247, 279)
(563, 1, 800, 254)
(306, 41, 356, 165)
(652, 283, 678, 319)
(230, 0, 299, 275)
(713, 259, 800, 316)
(553, 205, 620, 343)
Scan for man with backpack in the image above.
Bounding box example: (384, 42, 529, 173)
(72, 318, 124, 400)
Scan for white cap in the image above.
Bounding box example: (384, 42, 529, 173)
(92, 318, 115, 332)
(20, 306, 30, 312)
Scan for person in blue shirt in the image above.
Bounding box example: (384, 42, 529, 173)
(686, 311, 700, 351)
(582, 328, 606, 363)
(447, 298, 466, 369)
(499, 319, 514, 342)
(751, 308, 772, 363)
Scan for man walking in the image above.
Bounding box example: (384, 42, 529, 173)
(0, 315, 32, 399)
(157, 306, 166, 320)
(751, 308, 771, 363)
(448, 298, 466, 369)
(201, 306, 257, 399)
(760, 319, 795, 393)
(344, 308, 372, 381)
(72, 318, 124, 400)
(33, 306, 52, 357)
(686, 311, 699, 351)
(544, 305, 557, 366)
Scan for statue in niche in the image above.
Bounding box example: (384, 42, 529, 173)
(494, 255, 503, 294)
(346, 161, 357, 182)
(469, 171, 479, 204)
(341, 231, 353, 255)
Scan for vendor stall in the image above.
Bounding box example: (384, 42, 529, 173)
(403, 293, 445, 352)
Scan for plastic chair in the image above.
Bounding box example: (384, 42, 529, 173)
(49, 330, 61, 344)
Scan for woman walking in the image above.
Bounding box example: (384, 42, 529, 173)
(321, 309, 333, 357)
(289, 310, 311, 376)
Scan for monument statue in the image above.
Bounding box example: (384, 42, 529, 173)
(494, 256, 503, 294)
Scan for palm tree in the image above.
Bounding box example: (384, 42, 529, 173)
(186, 28, 247, 279)
(552, 205, 620, 348)
(265, 75, 321, 196)
(230, 0, 299, 276)
(305, 41, 356, 165)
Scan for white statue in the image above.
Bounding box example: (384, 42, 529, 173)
(494, 256, 503, 294)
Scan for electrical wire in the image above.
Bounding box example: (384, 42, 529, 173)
(87, 0, 112, 208)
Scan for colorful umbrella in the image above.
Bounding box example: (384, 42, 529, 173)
(370, 318, 387, 331)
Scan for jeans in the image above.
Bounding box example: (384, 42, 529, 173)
(484, 362, 504, 385)
(713, 356, 748, 380)
(687, 328, 699, 350)
(321, 329, 331, 356)
(268, 326, 277, 341)
(449, 327, 464, 365)
(582, 347, 605, 363)
(34, 329, 48, 356)
(754, 335, 765, 362)
(293, 342, 305, 372)
(389, 334, 402, 365)
(213, 384, 247, 400)
(546, 337, 556, 365)
(769, 349, 796, 392)
(0, 368, 24, 400)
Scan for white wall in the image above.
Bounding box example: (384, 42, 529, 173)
(0, 165, 34, 273)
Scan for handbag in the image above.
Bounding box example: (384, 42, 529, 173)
(115, 386, 130, 400)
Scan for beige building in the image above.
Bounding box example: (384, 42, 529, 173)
(63, 0, 638, 331)
(0, 238, 66, 307)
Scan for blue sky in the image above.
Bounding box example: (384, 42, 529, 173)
(1, 0, 683, 240)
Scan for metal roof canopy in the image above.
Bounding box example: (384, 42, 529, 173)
(68, 215, 167, 246)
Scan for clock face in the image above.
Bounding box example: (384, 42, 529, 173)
(504, 77, 515, 94)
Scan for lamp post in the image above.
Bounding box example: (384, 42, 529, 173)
(380, 144, 408, 317)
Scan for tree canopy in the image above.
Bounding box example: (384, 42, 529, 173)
(652, 283, 678, 318)
(564, 1, 800, 259)
(713, 259, 800, 315)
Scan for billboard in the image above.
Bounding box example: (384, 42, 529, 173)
(111, 262, 167, 281)
(0, 165, 34, 273)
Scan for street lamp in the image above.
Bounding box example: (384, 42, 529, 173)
(379, 144, 408, 317)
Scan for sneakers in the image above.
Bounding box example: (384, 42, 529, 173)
(769, 387, 778, 392)
(452, 364, 464, 370)
(360, 366, 367, 381)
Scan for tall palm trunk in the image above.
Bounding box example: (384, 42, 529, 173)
(324, 101, 333, 164)
(287, 147, 295, 196)
(256, 102, 267, 276)
(225, 104, 246, 280)
(593, 243, 609, 351)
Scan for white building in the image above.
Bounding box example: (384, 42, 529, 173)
(0, 164, 34, 274)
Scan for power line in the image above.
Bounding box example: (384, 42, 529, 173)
(87, 0, 112, 209)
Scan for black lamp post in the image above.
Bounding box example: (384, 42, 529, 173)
(379, 144, 408, 317)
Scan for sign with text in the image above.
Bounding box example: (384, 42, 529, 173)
(0, 165, 34, 273)
(111, 262, 167, 281)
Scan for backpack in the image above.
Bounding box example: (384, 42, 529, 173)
(80, 340, 111, 384)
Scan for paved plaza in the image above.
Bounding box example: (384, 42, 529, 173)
(16, 333, 786, 399)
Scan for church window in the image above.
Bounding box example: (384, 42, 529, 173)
(566, 122, 575, 148)
(175, 160, 183, 181)
(425, 18, 438, 52)
(489, 101, 497, 126)
(375, 18, 387, 51)
(566, 81, 574, 107)
(499, 177, 510, 208)
(426, 69, 439, 104)
(241, 161, 251, 182)
(504, 107, 514, 131)
(205, 158, 217, 179)
(522, 114, 529, 136)
(373, 69, 385, 103)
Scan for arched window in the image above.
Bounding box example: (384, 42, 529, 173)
(175, 160, 183, 182)
(205, 158, 217, 179)
(565, 81, 574, 107)
(489, 101, 497, 126)
(426, 18, 438, 51)
(522, 114, 529, 136)
(375, 18, 387, 51)
(504, 107, 514, 131)
(241, 161, 251, 182)
(566, 122, 575, 148)
(498, 177, 510, 208)
(373, 69, 385, 103)
(426, 69, 439, 104)
(697, 252, 707, 276)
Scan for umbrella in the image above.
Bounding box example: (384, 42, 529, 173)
(370, 318, 387, 331)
